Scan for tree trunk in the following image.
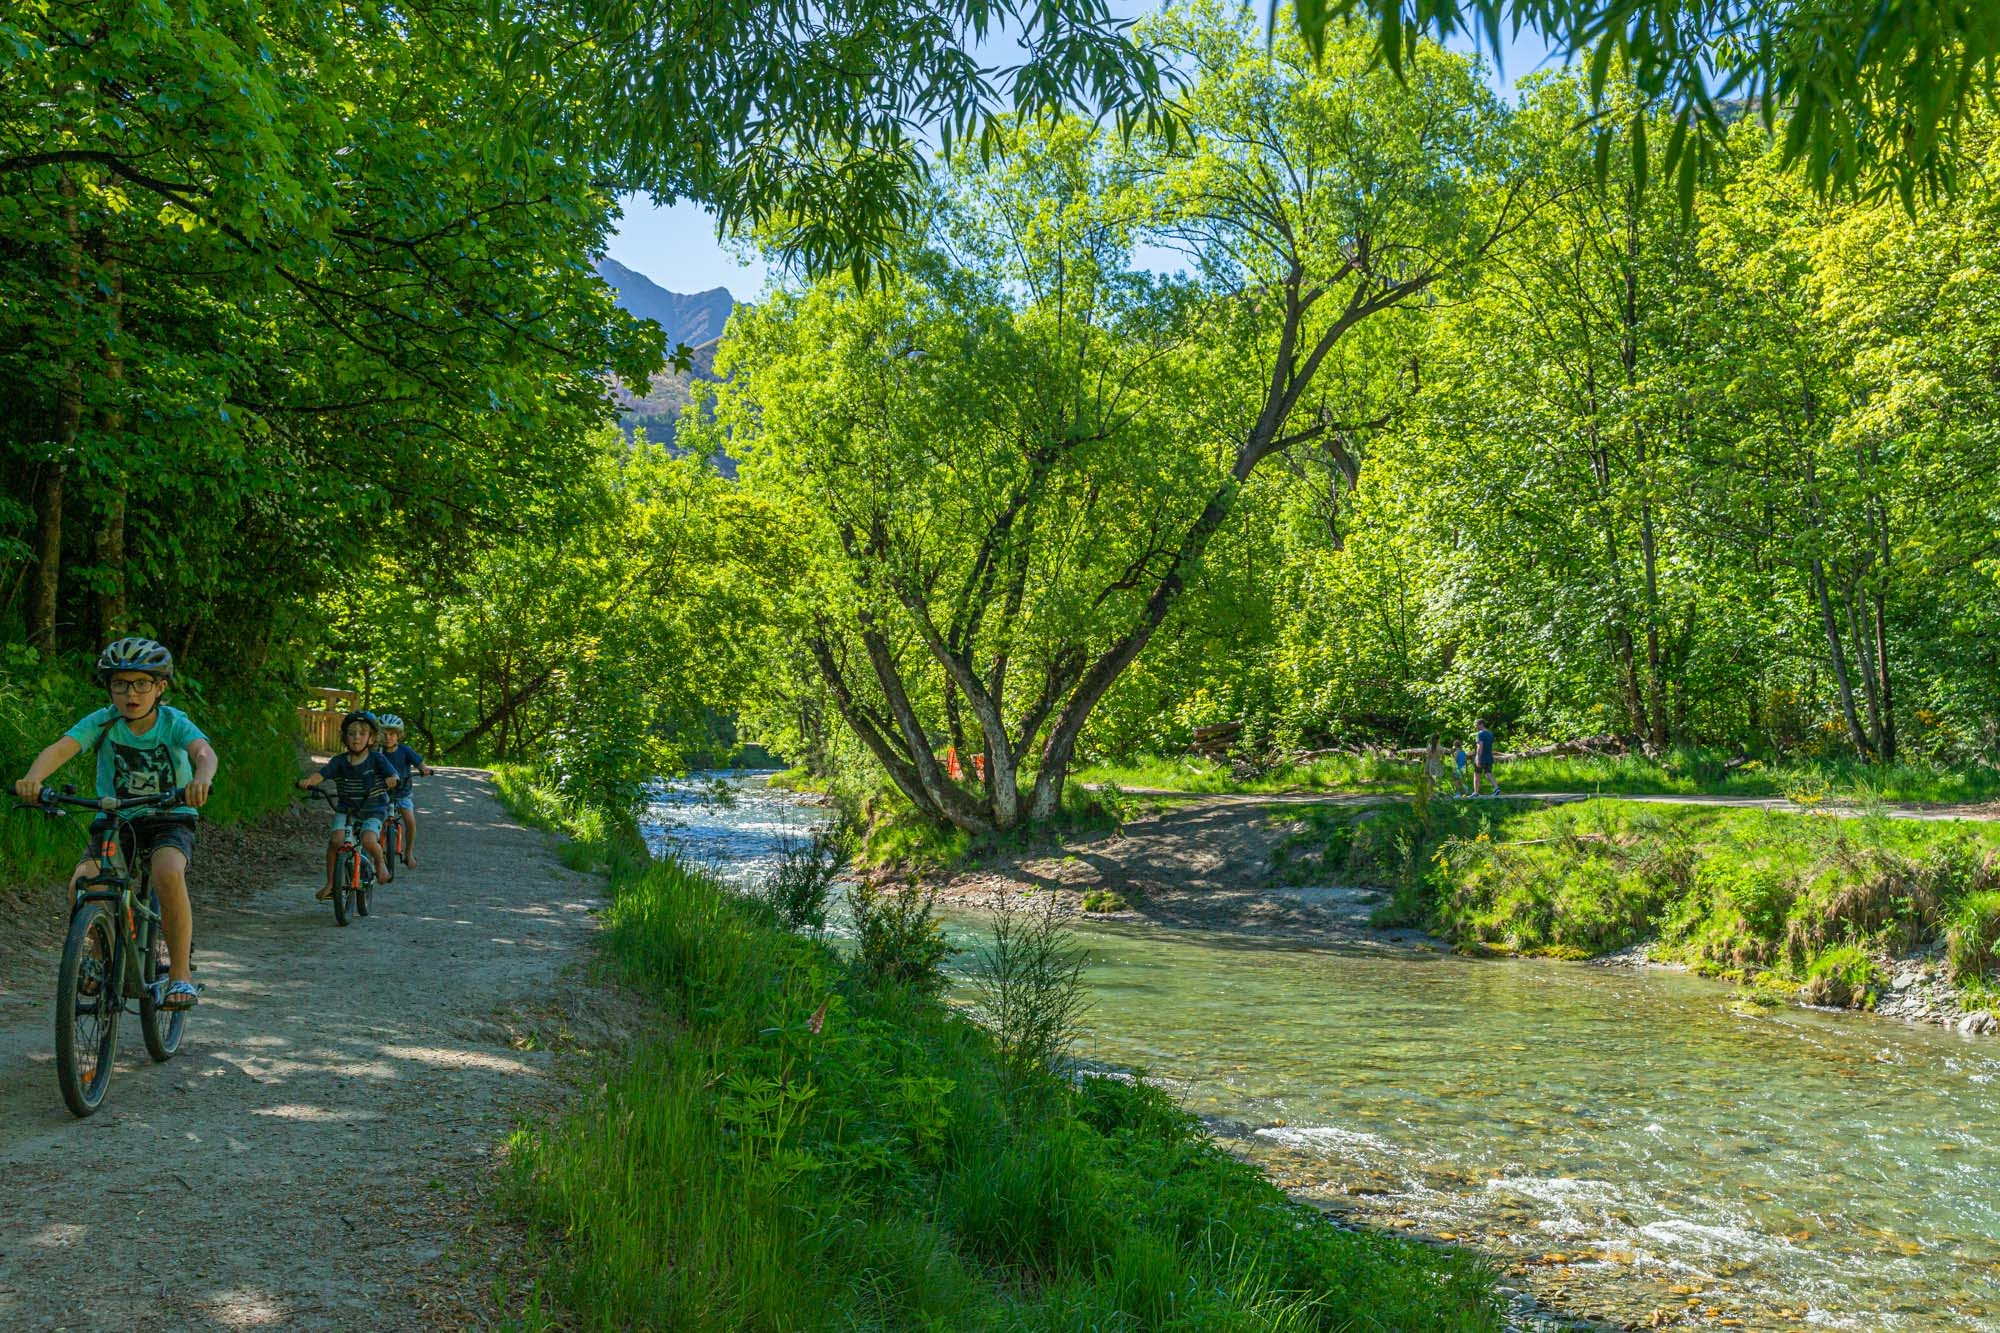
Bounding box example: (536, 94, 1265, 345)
(92, 254, 127, 642)
(32, 173, 84, 657)
(1810, 556, 1873, 759)
(1868, 490, 1896, 764)
(1845, 578, 1885, 756)
(444, 665, 554, 756)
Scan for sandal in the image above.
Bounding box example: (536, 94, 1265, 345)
(161, 980, 199, 1011)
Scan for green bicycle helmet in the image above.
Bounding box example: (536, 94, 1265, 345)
(96, 637, 174, 683)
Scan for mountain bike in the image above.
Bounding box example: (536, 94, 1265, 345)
(383, 800, 410, 870)
(306, 787, 375, 926)
(18, 786, 194, 1117)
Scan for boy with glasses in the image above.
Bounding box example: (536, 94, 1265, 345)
(12, 638, 217, 1011)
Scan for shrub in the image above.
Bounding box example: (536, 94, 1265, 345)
(848, 878, 953, 993)
(1946, 890, 2000, 984)
(1802, 944, 1883, 1008)
(971, 893, 1089, 1091)
(1080, 888, 1130, 913)
(761, 826, 846, 934)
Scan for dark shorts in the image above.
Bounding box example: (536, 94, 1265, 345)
(1474, 759, 1493, 774)
(84, 815, 196, 867)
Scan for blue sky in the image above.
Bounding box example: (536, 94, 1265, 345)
(603, 12, 1562, 297)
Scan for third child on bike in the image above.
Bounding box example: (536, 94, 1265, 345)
(376, 714, 431, 869)
(298, 711, 399, 899)
(11, 638, 217, 1010)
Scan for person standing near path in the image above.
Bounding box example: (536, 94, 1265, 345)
(1472, 718, 1499, 796)
(10, 637, 217, 1011)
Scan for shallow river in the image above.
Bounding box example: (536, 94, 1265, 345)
(646, 773, 2000, 1330)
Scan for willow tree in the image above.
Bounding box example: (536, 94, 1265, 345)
(702, 13, 1535, 833)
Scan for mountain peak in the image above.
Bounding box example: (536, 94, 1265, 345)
(596, 258, 735, 349)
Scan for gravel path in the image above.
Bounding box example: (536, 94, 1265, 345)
(0, 768, 603, 1329)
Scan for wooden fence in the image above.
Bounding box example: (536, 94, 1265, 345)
(298, 688, 359, 753)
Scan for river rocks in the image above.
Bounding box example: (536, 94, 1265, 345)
(1870, 957, 1996, 1034)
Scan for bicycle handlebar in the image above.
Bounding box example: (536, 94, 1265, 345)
(24, 787, 187, 816)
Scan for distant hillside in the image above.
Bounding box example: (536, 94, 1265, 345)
(597, 258, 733, 349)
(596, 259, 735, 456)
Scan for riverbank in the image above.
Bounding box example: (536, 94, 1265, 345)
(914, 789, 2000, 1036)
(648, 772, 2000, 1330)
(489, 769, 1517, 1330)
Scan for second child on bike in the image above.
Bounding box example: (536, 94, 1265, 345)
(298, 711, 400, 899)
(10, 638, 217, 1011)
(376, 714, 432, 868)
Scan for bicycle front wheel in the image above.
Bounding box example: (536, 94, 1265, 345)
(56, 902, 123, 1117)
(332, 852, 353, 927)
(139, 892, 185, 1062)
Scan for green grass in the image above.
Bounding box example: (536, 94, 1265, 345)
(1077, 747, 2000, 805)
(0, 660, 301, 899)
(492, 774, 1505, 1331)
(1280, 794, 2000, 1006)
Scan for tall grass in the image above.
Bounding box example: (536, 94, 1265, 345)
(494, 775, 1506, 1331)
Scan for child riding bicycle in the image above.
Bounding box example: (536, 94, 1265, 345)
(376, 714, 431, 869)
(298, 711, 400, 900)
(10, 637, 218, 1011)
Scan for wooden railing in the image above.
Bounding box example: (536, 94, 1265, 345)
(298, 687, 359, 754)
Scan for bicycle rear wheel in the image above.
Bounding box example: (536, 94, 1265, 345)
(56, 902, 123, 1117)
(139, 891, 185, 1062)
(332, 851, 353, 927)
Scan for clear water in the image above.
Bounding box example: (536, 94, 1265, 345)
(649, 774, 2000, 1330)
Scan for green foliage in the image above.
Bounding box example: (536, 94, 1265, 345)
(970, 894, 1090, 1091)
(1296, 0, 2000, 207)
(335, 433, 763, 811)
(1082, 751, 2000, 804)
(1, 3, 657, 677)
(848, 880, 955, 994)
(1386, 799, 2000, 1005)
(761, 827, 847, 936)
(499, 791, 1505, 1330)
(1802, 944, 1883, 1010)
(526, 0, 1177, 285)
(1080, 889, 1131, 913)
(1946, 890, 2000, 986)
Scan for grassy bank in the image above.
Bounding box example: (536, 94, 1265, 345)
(491, 769, 1505, 1331)
(1079, 748, 2000, 805)
(0, 660, 301, 897)
(1274, 796, 2000, 1010)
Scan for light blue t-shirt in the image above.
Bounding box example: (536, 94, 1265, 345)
(64, 705, 207, 818)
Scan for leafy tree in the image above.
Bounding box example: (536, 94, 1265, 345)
(708, 14, 1531, 831)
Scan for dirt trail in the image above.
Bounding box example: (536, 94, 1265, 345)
(941, 796, 1432, 944)
(0, 769, 603, 1330)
